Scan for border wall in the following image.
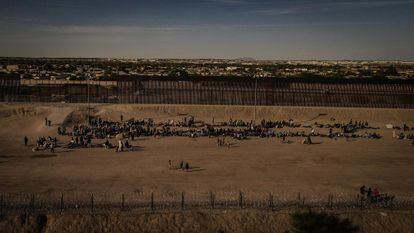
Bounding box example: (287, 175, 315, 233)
(1, 74, 414, 108)
(0, 75, 118, 103)
(118, 76, 414, 108)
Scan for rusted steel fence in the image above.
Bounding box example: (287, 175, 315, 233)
(117, 76, 414, 108)
(1, 75, 414, 108)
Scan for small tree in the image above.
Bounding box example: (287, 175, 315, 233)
(291, 210, 359, 233)
(384, 65, 399, 76)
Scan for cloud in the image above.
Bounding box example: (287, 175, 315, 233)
(24, 21, 400, 38)
(253, 6, 310, 16)
(45, 25, 185, 34)
(253, 0, 414, 16)
(43, 24, 275, 35)
(28, 0, 87, 9)
(208, 0, 246, 4)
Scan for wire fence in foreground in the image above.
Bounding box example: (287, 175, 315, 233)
(1, 191, 414, 215)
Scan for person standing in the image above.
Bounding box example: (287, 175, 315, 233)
(359, 185, 366, 196)
(118, 139, 123, 152)
(87, 137, 92, 148)
(373, 187, 380, 198)
(307, 135, 312, 144)
(367, 188, 373, 200)
(24, 136, 28, 146)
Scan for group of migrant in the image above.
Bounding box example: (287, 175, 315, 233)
(29, 117, 56, 152)
(391, 124, 414, 144)
(30, 136, 58, 152)
(168, 160, 191, 171)
(23, 118, 57, 152)
(64, 116, 381, 141)
(30, 115, 384, 153)
(103, 138, 132, 152)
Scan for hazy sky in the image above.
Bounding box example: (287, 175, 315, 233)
(0, 0, 414, 60)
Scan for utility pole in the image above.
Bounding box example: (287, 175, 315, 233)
(87, 74, 91, 125)
(253, 75, 258, 125)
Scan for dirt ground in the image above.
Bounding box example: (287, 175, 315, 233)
(0, 103, 413, 198)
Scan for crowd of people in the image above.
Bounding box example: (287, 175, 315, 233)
(217, 137, 231, 147)
(392, 124, 414, 132)
(32, 136, 58, 152)
(168, 160, 191, 171)
(392, 128, 414, 145)
(393, 130, 414, 140)
(57, 116, 381, 143)
(115, 139, 131, 152)
(26, 115, 391, 154)
(67, 135, 91, 148)
(47, 116, 383, 152)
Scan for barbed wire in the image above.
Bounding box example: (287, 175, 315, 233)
(1, 192, 413, 215)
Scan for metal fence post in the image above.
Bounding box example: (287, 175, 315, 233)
(121, 194, 125, 211)
(181, 192, 185, 211)
(60, 193, 64, 214)
(327, 194, 330, 208)
(31, 194, 35, 213)
(268, 193, 274, 211)
(355, 194, 359, 208)
(90, 194, 94, 212)
(328, 194, 333, 209)
(239, 191, 243, 209)
(210, 192, 215, 210)
(0, 193, 3, 218)
(330, 194, 333, 210)
(151, 193, 154, 211)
